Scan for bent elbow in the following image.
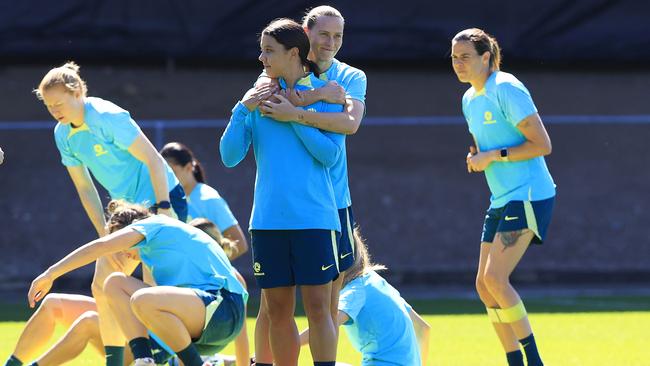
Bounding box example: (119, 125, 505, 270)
(345, 118, 361, 135)
(543, 141, 552, 156)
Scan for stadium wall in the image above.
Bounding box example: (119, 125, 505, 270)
(1, 0, 648, 65)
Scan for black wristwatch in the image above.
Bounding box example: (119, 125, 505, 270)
(152, 200, 171, 212)
(499, 148, 509, 161)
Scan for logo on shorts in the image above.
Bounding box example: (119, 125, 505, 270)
(340, 252, 352, 259)
(504, 216, 519, 221)
(483, 111, 496, 125)
(321, 264, 334, 271)
(93, 144, 108, 156)
(253, 262, 265, 276)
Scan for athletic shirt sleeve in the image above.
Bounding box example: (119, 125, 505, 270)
(220, 102, 253, 167)
(129, 216, 163, 246)
(497, 82, 538, 127)
(54, 126, 82, 167)
(345, 70, 367, 103)
(207, 196, 238, 232)
(338, 279, 366, 324)
(98, 110, 142, 150)
(289, 100, 345, 168)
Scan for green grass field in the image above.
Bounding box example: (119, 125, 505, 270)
(1, 295, 649, 365)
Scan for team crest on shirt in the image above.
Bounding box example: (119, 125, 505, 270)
(253, 262, 265, 276)
(93, 144, 109, 156)
(483, 111, 496, 125)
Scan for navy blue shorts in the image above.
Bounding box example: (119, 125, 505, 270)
(337, 206, 356, 272)
(192, 288, 245, 355)
(148, 288, 245, 359)
(251, 229, 340, 288)
(481, 196, 555, 245)
(169, 184, 188, 222)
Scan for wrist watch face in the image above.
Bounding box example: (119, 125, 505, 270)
(500, 148, 508, 158)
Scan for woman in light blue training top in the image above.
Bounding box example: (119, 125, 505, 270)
(220, 18, 344, 366)
(161, 142, 249, 260)
(298, 230, 431, 366)
(35, 61, 188, 366)
(452, 28, 555, 366)
(252, 6, 368, 365)
(28, 200, 247, 366)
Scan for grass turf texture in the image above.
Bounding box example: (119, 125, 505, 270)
(1, 296, 648, 365)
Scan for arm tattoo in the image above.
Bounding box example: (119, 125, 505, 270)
(500, 229, 525, 252)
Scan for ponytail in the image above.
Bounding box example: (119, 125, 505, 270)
(305, 59, 321, 77)
(191, 160, 206, 183)
(160, 142, 207, 183)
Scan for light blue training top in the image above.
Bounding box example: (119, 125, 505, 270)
(130, 215, 248, 301)
(317, 58, 367, 208)
(462, 71, 556, 208)
(220, 73, 344, 231)
(187, 183, 238, 233)
(339, 270, 420, 366)
(54, 97, 179, 205)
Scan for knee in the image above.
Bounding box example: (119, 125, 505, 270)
(74, 311, 100, 334)
(129, 289, 157, 318)
(37, 293, 62, 318)
(483, 269, 509, 295)
(475, 277, 489, 299)
(265, 299, 293, 323)
(303, 296, 330, 323)
(102, 272, 129, 298)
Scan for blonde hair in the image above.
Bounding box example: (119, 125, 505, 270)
(188, 218, 239, 260)
(34, 61, 88, 100)
(342, 227, 387, 288)
(302, 5, 344, 29)
(106, 200, 152, 234)
(453, 28, 501, 71)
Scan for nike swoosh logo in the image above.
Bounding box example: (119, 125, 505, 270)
(322, 264, 334, 271)
(504, 216, 519, 221)
(340, 252, 352, 259)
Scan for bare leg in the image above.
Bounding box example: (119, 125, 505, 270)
(93, 255, 139, 347)
(483, 230, 536, 339)
(265, 286, 299, 366)
(476, 243, 520, 352)
(103, 273, 150, 342)
(11, 294, 97, 362)
(34, 311, 104, 366)
(253, 291, 273, 364)
(129, 286, 207, 352)
(330, 272, 344, 340)
(301, 282, 336, 362)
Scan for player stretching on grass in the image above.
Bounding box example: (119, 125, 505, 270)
(161, 142, 249, 260)
(298, 230, 431, 366)
(33, 62, 187, 366)
(252, 6, 367, 365)
(451, 28, 555, 366)
(220, 18, 345, 366)
(27, 201, 247, 366)
(4, 218, 249, 366)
